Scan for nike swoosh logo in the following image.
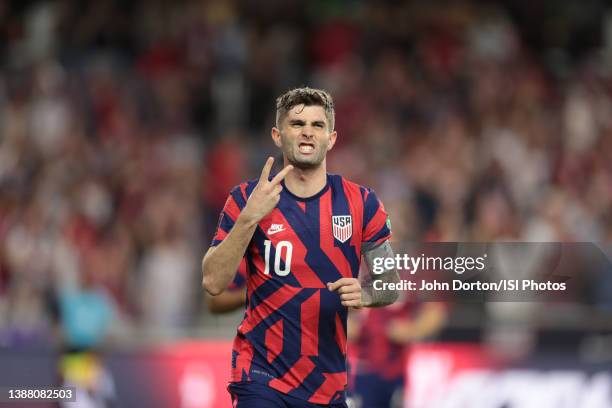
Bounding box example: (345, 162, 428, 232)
(267, 226, 286, 235)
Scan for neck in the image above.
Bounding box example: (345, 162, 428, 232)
(283, 159, 327, 198)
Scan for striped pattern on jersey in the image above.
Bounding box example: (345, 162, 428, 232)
(211, 173, 391, 405)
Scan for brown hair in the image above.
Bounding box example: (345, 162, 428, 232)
(275, 87, 335, 131)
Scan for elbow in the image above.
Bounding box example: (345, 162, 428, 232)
(388, 289, 399, 305)
(202, 268, 223, 296)
(379, 288, 399, 307)
(202, 276, 223, 296)
(201, 253, 223, 296)
(378, 294, 398, 308)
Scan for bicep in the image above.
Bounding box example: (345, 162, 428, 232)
(362, 188, 391, 245)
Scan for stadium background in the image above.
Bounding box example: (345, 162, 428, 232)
(0, 0, 611, 407)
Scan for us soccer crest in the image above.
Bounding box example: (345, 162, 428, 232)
(332, 215, 352, 243)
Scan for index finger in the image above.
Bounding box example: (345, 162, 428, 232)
(270, 164, 294, 186)
(327, 278, 357, 292)
(259, 157, 275, 183)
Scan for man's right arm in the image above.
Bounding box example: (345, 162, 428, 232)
(202, 157, 293, 296)
(201, 213, 259, 296)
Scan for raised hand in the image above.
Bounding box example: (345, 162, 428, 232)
(241, 157, 293, 224)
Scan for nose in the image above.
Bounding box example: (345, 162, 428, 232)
(302, 125, 315, 139)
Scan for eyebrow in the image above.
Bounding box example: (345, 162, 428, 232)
(289, 119, 326, 127)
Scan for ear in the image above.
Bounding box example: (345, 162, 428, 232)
(327, 130, 338, 151)
(271, 127, 282, 148)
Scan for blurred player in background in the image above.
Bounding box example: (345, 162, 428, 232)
(348, 300, 446, 408)
(202, 87, 401, 407)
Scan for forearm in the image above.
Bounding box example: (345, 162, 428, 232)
(361, 240, 400, 307)
(361, 271, 400, 307)
(202, 213, 258, 295)
(204, 157, 292, 295)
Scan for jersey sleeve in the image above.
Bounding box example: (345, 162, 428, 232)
(362, 188, 391, 247)
(211, 184, 248, 247)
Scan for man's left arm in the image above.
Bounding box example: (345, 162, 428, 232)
(360, 240, 400, 307)
(327, 188, 399, 307)
(327, 240, 399, 308)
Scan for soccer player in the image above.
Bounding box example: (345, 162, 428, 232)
(202, 87, 400, 408)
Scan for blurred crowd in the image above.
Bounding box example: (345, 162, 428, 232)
(0, 0, 611, 347)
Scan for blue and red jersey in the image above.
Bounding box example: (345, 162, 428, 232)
(211, 173, 390, 405)
(228, 258, 248, 291)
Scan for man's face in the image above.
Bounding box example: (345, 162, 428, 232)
(272, 104, 337, 170)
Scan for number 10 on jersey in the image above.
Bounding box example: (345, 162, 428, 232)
(263, 240, 293, 276)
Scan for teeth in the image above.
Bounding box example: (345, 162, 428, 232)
(299, 145, 314, 153)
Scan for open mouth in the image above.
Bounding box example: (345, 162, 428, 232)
(298, 142, 315, 154)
